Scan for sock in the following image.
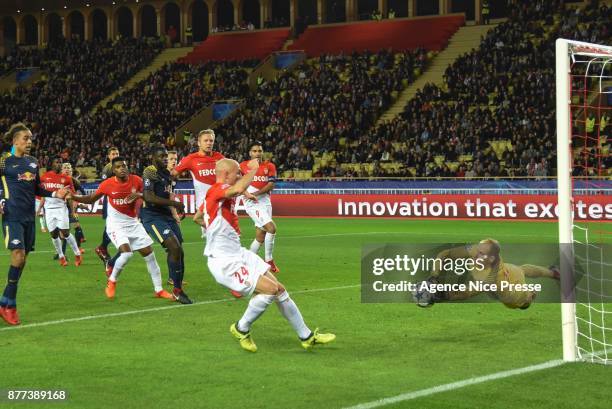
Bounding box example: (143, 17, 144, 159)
(108, 252, 121, 268)
(52, 237, 65, 258)
(39, 217, 46, 230)
(61, 238, 67, 255)
(110, 251, 133, 282)
(237, 294, 275, 333)
(1, 266, 22, 308)
(66, 234, 81, 256)
(167, 257, 183, 290)
(250, 239, 262, 254)
(74, 226, 85, 244)
(276, 291, 311, 339)
(200, 225, 206, 238)
(264, 233, 276, 261)
(144, 253, 163, 293)
(101, 230, 111, 250)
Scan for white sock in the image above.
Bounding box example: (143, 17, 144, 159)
(66, 234, 81, 256)
(110, 251, 133, 282)
(39, 217, 46, 229)
(264, 233, 275, 261)
(276, 291, 311, 339)
(237, 294, 275, 332)
(250, 239, 262, 254)
(52, 237, 64, 258)
(201, 226, 206, 238)
(144, 252, 163, 292)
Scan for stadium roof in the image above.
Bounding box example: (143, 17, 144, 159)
(1, 1, 124, 17)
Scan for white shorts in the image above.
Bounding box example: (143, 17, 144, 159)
(244, 200, 273, 229)
(207, 248, 271, 297)
(107, 223, 154, 251)
(44, 207, 69, 231)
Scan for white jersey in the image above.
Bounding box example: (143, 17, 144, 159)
(202, 183, 241, 258)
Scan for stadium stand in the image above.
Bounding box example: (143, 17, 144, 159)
(181, 29, 291, 63)
(288, 15, 465, 57)
(213, 48, 430, 176)
(0, 38, 163, 170)
(282, 1, 611, 178)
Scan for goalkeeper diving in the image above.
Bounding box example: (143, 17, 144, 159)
(412, 239, 560, 309)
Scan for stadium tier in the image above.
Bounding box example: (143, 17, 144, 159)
(180, 28, 291, 63)
(288, 15, 465, 56)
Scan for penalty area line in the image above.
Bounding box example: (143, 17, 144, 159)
(0, 284, 360, 332)
(341, 359, 566, 409)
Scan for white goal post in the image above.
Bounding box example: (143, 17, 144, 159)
(555, 38, 612, 363)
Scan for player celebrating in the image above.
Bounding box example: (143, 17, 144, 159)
(193, 158, 335, 352)
(0, 123, 69, 325)
(413, 239, 560, 309)
(171, 129, 224, 237)
(95, 146, 119, 265)
(141, 146, 192, 304)
(71, 157, 173, 300)
(241, 141, 279, 273)
(40, 158, 82, 267)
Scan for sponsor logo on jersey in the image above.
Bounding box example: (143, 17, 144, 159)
(253, 175, 268, 182)
(198, 169, 215, 177)
(18, 172, 36, 181)
(29, 163, 37, 169)
(43, 182, 67, 190)
(111, 198, 132, 205)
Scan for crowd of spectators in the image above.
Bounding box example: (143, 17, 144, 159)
(312, 0, 611, 178)
(0, 37, 163, 168)
(51, 59, 254, 173)
(214, 48, 429, 173)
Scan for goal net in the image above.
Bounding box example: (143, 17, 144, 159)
(556, 39, 611, 364)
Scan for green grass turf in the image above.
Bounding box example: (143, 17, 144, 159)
(0, 217, 610, 409)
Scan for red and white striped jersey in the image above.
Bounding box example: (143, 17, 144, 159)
(40, 171, 74, 210)
(202, 183, 241, 257)
(95, 175, 143, 227)
(175, 151, 225, 206)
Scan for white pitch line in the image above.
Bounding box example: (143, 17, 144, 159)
(0, 284, 360, 332)
(342, 359, 566, 409)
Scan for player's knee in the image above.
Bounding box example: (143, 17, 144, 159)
(168, 247, 181, 263)
(50, 229, 59, 239)
(266, 223, 276, 234)
(11, 250, 26, 267)
(60, 229, 69, 238)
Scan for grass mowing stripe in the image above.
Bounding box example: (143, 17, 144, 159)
(0, 284, 361, 331)
(341, 359, 566, 409)
(0, 230, 557, 257)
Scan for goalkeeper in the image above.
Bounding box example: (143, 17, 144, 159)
(416, 239, 559, 309)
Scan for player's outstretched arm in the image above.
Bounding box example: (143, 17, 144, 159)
(225, 159, 259, 198)
(71, 191, 104, 204)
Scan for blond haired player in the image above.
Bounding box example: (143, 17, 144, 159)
(193, 158, 335, 352)
(415, 239, 559, 309)
(171, 130, 224, 237)
(240, 141, 279, 273)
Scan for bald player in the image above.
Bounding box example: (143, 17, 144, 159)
(413, 239, 559, 309)
(194, 158, 335, 352)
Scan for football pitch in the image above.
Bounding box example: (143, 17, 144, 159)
(0, 217, 610, 409)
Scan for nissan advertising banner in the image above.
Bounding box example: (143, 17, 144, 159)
(79, 193, 612, 221)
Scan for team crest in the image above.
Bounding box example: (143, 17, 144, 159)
(61, 178, 65, 184)
(264, 168, 269, 175)
(163, 229, 170, 235)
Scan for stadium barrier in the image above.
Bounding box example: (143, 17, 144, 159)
(80, 181, 611, 221)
